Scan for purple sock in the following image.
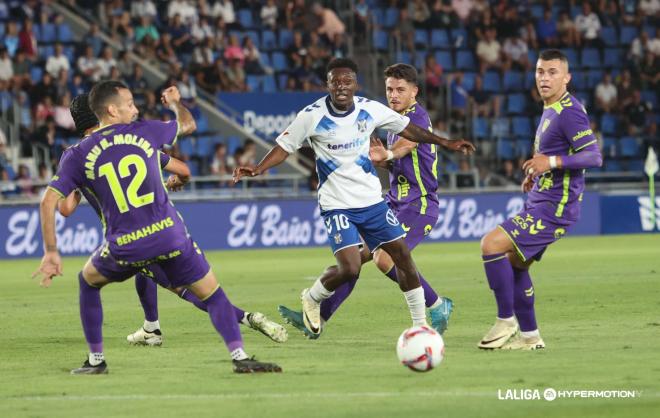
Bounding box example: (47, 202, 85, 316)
(204, 287, 244, 352)
(178, 289, 245, 324)
(385, 267, 439, 308)
(483, 253, 515, 318)
(135, 274, 158, 322)
(320, 278, 357, 321)
(78, 272, 103, 353)
(513, 268, 537, 331)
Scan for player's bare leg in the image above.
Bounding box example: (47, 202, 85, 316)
(187, 270, 282, 373)
(378, 239, 428, 327)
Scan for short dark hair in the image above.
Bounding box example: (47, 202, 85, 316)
(70, 93, 99, 136)
(326, 58, 358, 76)
(539, 49, 569, 65)
(88, 80, 129, 118)
(383, 63, 418, 86)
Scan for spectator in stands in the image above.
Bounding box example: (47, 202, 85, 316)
(502, 34, 531, 71)
(12, 50, 30, 88)
(16, 91, 32, 134)
(77, 45, 102, 82)
(625, 90, 652, 134)
(452, 0, 474, 24)
(54, 92, 75, 134)
(191, 16, 214, 44)
(261, 0, 279, 30)
(354, 0, 371, 39)
(536, 9, 559, 47)
(0, 133, 8, 174)
(210, 142, 231, 185)
(115, 50, 132, 79)
(0, 48, 13, 81)
(168, 0, 198, 26)
(638, 0, 660, 22)
(595, 72, 618, 114)
(55, 68, 71, 99)
(131, 0, 158, 20)
(519, 20, 539, 51)
(140, 90, 160, 120)
(34, 96, 55, 127)
(470, 75, 499, 117)
(331, 34, 348, 59)
(557, 10, 580, 47)
(640, 51, 659, 90)
(394, 8, 415, 55)
(497, 8, 521, 40)
(85, 23, 104, 56)
(429, 0, 455, 29)
(239, 139, 257, 167)
(424, 53, 443, 109)
(210, 0, 237, 29)
(286, 31, 308, 66)
(226, 58, 247, 92)
(313, 2, 346, 44)
(97, 46, 117, 80)
(30, 116, 56, 158)
(136, 16, 160, 46)
(228, 146, 243, 169)
(616, 69, 637, 111)
(177, 69, 198, 101)
(456, 158, 476, 188)
(205, 58, 231, 92)
(36, 162, 51, 192)
(575, 2, 602, 47)
(4, 21, 19, 57)
(45, 43, 70, 78)
(286, 0, 311, 32)
(476, 27, 502, 73)
(18, 19, 38, 61)
(193, 37, 215, 70)
(450, 72, 469, 117)
(169, 14, 193, 54)
(0, 79, 11, 112)
(410, 0, 431, 28)
(156, 33, 181, 67)
(224, 34, 245, 65)
(31, 72, 56, 105)
(308, 31, 331, 72)
(15, 164, 34, 197)
(243, 36, 268, 75)
(68, 73, 87, 98)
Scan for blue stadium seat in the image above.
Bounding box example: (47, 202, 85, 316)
(371, 8, 384, 27)
(530, 4, 544, 19)
(619, 136, 640, 157)
(244, 30, 260, 48)
(516, 139, 532, 157)
(227, 136, 242, 155)
(512, 117, 532, 137)
(462, 72, 476, 91)
(586, 70, 604, 89)
(570, 5, 581, 18)
(570, 70, 587, 90)
(414, 53, 425, 70)
(450, 28, 467, 48)
(562, 48, 579, 68)
(383, 7, 399, 29)
(643, 25, 655, 38)
(261, 30, 277, 50)
(246, 75, 262, 92)
(63, 46, 75, 63)
(0, 23, 4, 38)
(503, 71, 523, 91)
(277, 73, 288, 89)
(259, 52, 271, 67)
(373, 30, 388, 51)
(527, 50, 538, 65)
(602, 137, 617, 157)
(600, 26, 618, 47)
(263, 75, 277, 93)
(196, 135, 215, 156)
(430, 29, 450, 49)
(641, 90, 658, 108)
(491, 118, 510, 137)
(524, 71, 535, 89)
(30, 66, 43, 81)
(196, 114, 210, 133)
(434, 51, 453, 70)
(455, 50, 476, 70)
(497, 138, 515, 160)
(188, 160, 200, 176)
(237, 9, 254, 29)
(472, 117, 488, 138)
(396, 50, 412, 65)
(39, 45, 54, 60)
(483, 71, 501, 93)
(38, 23, 56, 42)
(506, 94, 526, 115)
(619, 26, 638, 44)
(278, 29, 293, 49)
(604, 158, 621, 172)
(178, 138, 194, 157)
(601, 114, 618, 135)
(271, 52, 287, 72)
(603, 48, 624, 68)
(581, 48, 601, 68)
(57, 23, 74, 42)
(414, 30, 428, 48)
(628, 160, 645, 172)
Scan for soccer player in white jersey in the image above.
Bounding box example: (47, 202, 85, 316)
(233, 58, 475, 335)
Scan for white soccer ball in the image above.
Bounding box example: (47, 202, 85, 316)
(396, 326, 445, 372)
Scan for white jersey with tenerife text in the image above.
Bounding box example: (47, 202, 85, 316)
(276, 95, 410, 211)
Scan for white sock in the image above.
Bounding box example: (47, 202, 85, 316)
(143, 320, 160, 332)
(428, 297, 443, 310)
(231, 348, 249, 361)
(404, 287, 427, 326)
(497, 316, 516, 323)
(240, 312, 250, 326)
(308, 279, 334, 303)
(88, 352, 104, 366)
(521, 329, 540, 338)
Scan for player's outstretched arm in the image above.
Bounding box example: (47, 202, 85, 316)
(369, 137, 417, 163)
(522, 149, 602, 178)
(398, 122, 476, 155)
(233, 145, 289, 183)
(34, 188, 63, 287)
(164, 157, 191, 191)
(57, 190, 82, 217)
(161, 86, 196, 136)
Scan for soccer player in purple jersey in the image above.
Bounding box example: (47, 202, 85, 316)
(34, 81, 281, 373)
(478, 49, 602, 350)
(277, 64, 454, 337)
(57, 94, 287, 347)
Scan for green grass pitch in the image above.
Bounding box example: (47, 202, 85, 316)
(1, 234, 659, 417)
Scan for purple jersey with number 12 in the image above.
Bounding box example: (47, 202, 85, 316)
(49, 120, 186, 262)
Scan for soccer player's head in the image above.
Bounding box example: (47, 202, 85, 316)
(536, 49, 571, 104)
(384, 63, 419, 113)
(89, 80, 139, 124)
(70, 93, 99, 137)
(326, 58, 359, 110)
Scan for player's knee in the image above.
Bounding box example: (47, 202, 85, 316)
(481, 229, 509, 255)
(339, 264, 361, 282)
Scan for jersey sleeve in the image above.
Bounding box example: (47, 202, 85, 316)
(275, 110, 314, 153)
(140, 120, 179, 148)
(560, 105, 598, 152)
(159, 150, 171, 168)
(48, 148, 83, 198)
(370, 101, 410, 134)
(408, 109, 432, 132)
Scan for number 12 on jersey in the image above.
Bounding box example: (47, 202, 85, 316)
(98, 154, 154, 213)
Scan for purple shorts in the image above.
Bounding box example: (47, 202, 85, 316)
(499, 202, 574, 262)
(391, 202, 439, 251)
(91, 237, 210, 287)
